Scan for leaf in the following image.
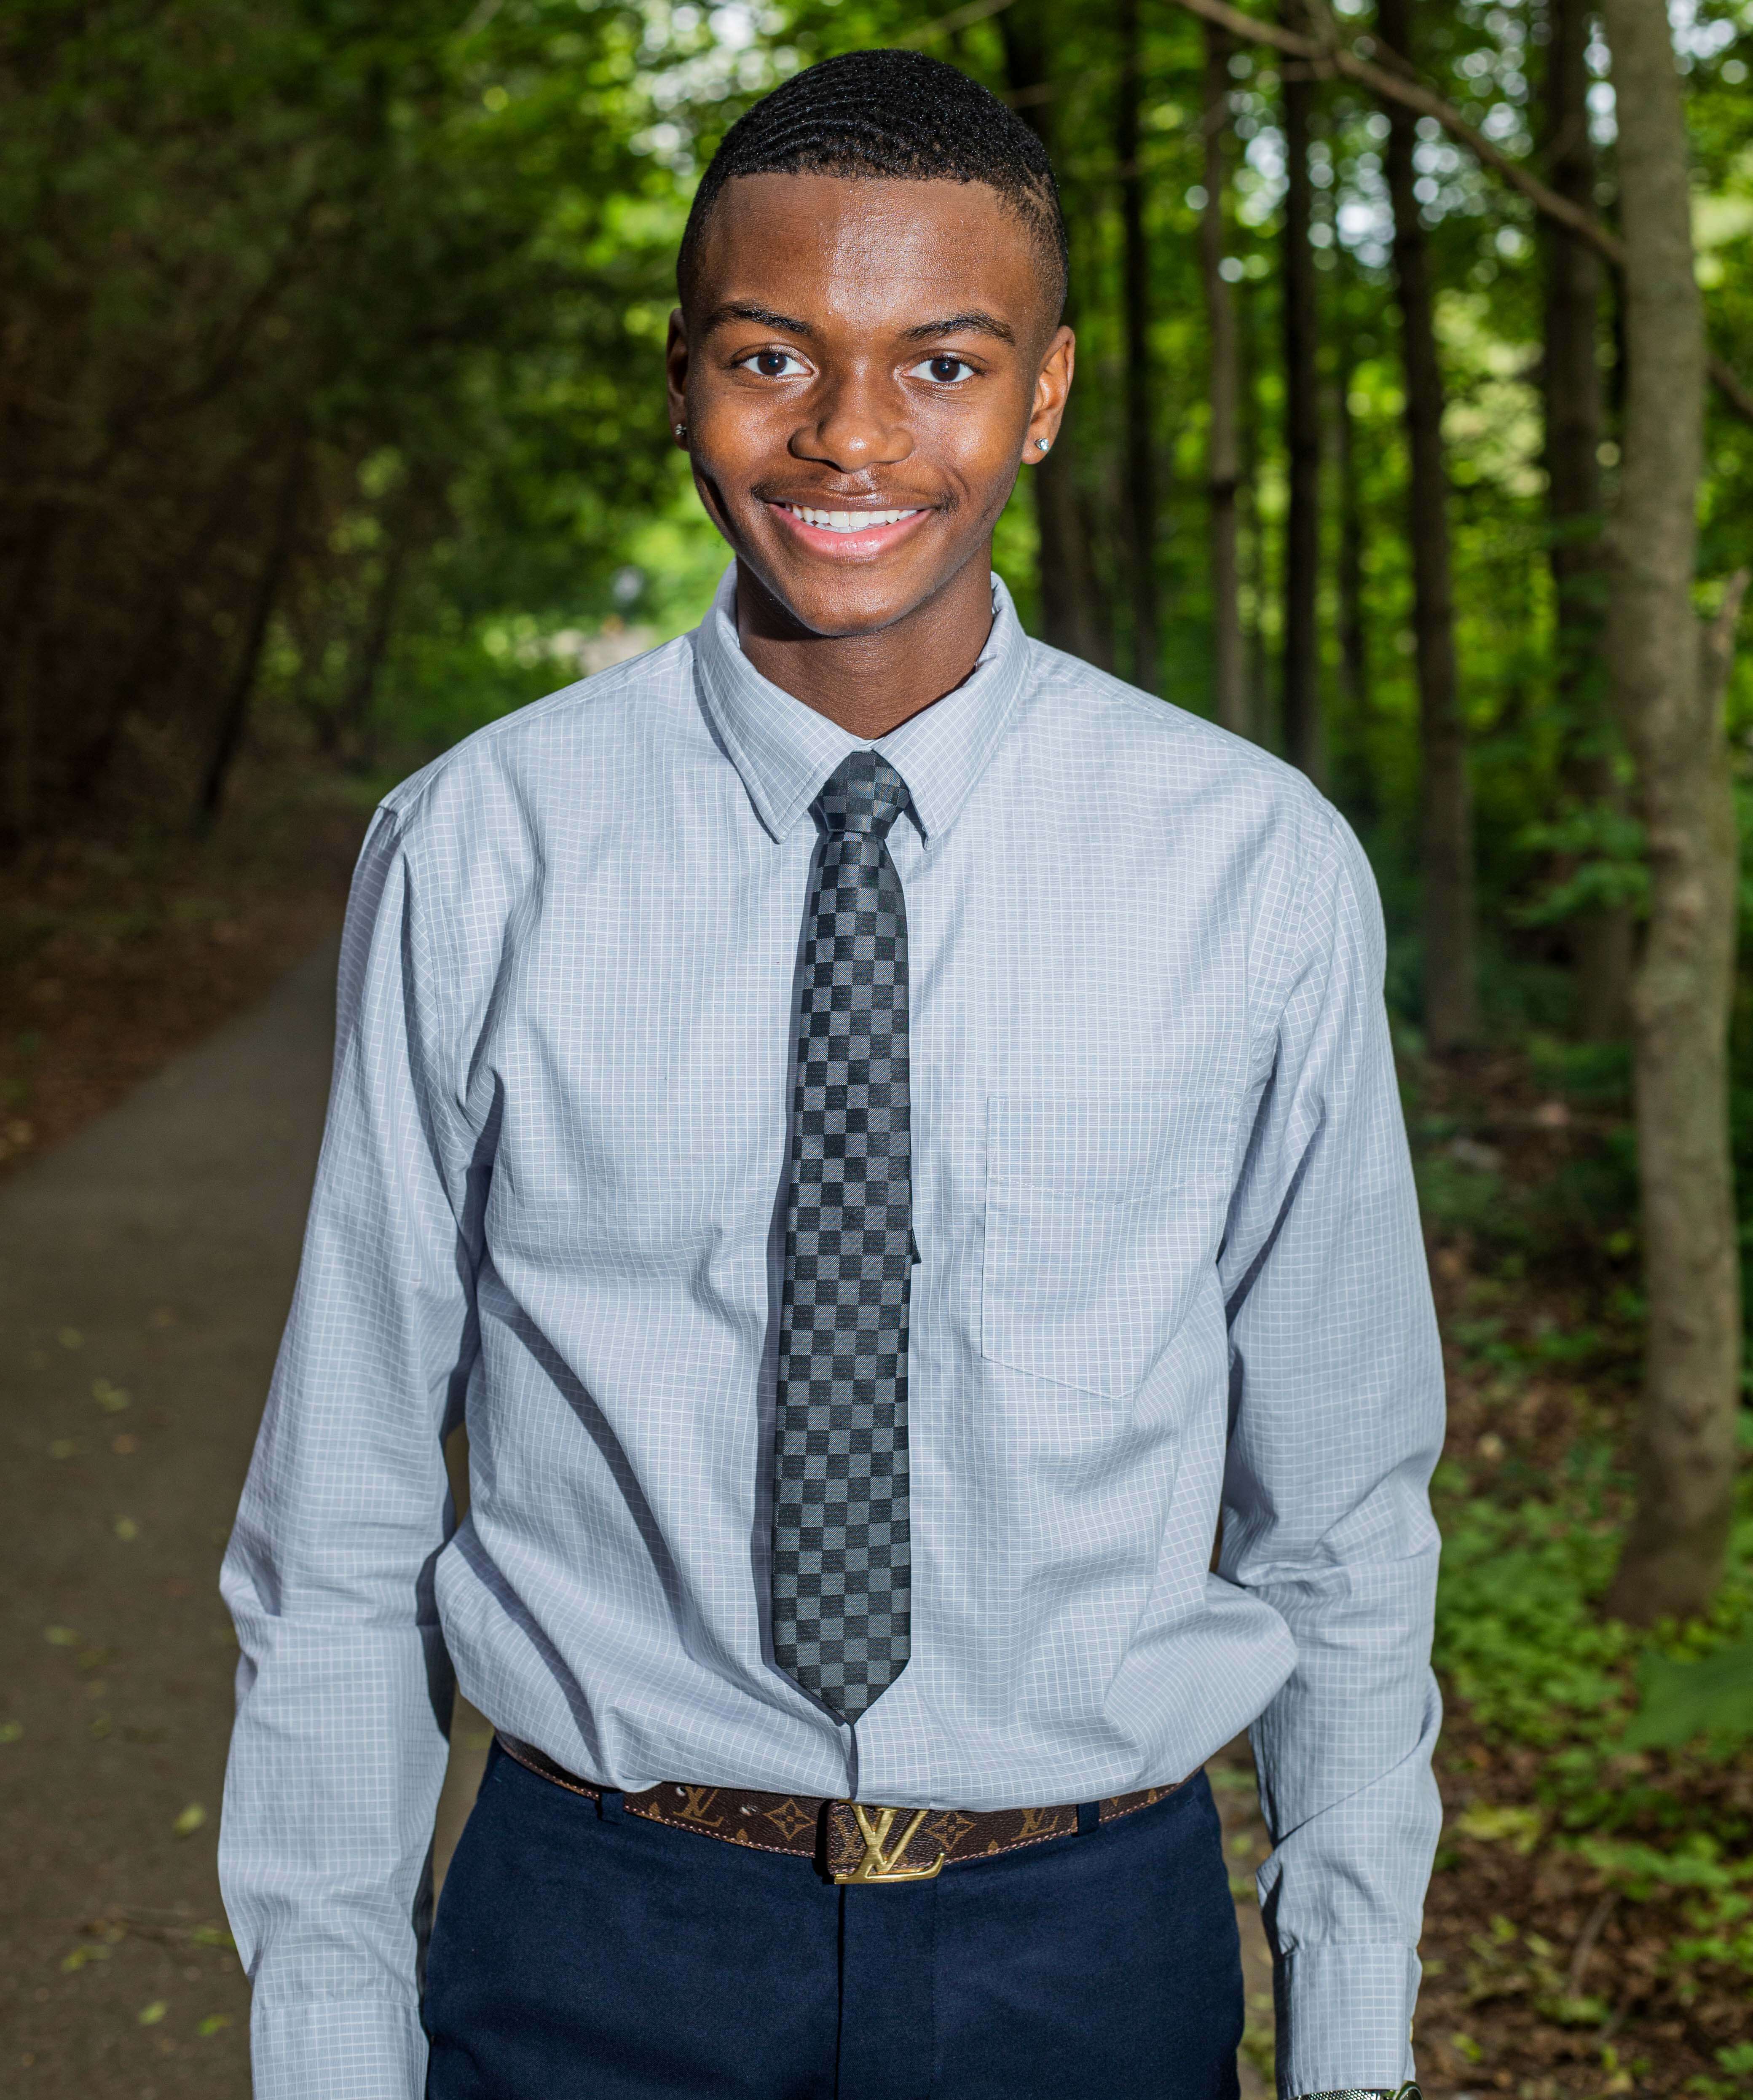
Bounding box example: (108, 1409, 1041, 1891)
(60, 1944, 111, 1972)
(137, 2001, 167, 2026)
(58, 1328, 83, 1349)
(1542, 1992, 1611, 2026)
(1622, 1639, 1753, 1751)
(0, 1721, 22, 1743)
(188, 1924, 235, 1950)
(1453, 1801, 1544, 1852)
(172, 1802, 207, 1837)
(44, 1625, 80, 1646)
(196, 2014, 231, 2038)
(113, 1516, 139, 1541)
(92, 1379, 131, 1414)
(1576, 1833, 1747, 1897)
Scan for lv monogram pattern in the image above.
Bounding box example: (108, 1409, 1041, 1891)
(496, 1733, 1184, 1873)
(771, 752, 914, 1723)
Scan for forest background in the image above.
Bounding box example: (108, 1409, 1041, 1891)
(3, 0, 1753, 2094)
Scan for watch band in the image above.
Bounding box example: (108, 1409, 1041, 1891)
(1295, 2085, 1422, 2100)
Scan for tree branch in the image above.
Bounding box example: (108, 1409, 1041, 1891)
(1163, 0, 1753, 429)
(897, 0, 1020, 48)
(1701, 568, 1750, 713)
(1707, 356, 1753, 427)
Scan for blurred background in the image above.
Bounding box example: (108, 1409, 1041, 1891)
(2, 1, 1751, 2096)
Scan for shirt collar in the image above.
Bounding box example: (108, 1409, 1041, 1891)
(692, 560, 1032, 846)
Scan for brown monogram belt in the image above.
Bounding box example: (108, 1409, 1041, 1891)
(496, 1732, 1185, 1885)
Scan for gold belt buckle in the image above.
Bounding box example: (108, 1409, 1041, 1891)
(833, 1803, 946, 1885)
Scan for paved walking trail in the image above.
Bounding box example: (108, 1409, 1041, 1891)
(2, 940, 1272, 2099)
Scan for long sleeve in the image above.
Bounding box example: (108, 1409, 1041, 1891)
(219, 805, 480, 2100)
(1217, 809, 1445, 2098)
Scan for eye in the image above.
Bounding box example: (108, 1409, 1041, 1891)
(739, 348, 810, 379)
(908, 354, 978, 386)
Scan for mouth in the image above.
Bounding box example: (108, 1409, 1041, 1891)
(767, 500, 934, 559)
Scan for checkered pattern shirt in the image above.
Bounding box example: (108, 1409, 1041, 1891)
(220, 563, 1445, 2100)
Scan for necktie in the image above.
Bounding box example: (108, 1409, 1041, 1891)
(772, 750, 914, 1724)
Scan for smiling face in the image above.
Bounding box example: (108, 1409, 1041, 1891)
(667, 173, 1072, 675)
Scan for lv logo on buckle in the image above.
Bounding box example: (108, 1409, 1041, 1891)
(834, 1804, 946, 1885)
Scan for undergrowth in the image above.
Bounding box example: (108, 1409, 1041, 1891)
(1411, 1041, 1753, 2097)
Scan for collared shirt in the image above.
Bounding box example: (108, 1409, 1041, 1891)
(220, 564, 1445, 2100)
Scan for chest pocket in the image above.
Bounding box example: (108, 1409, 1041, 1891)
(981, 1090, 1238, 1398)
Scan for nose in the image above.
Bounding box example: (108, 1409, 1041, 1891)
(790, 362, 912, 472)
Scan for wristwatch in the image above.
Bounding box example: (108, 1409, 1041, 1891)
(1296, 2086, 1422, 2100)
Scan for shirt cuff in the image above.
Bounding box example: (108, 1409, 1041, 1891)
(250, 1995, 427, 2100)
(1272, 1942, 1420, 2100)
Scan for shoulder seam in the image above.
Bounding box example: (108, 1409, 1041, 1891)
(1251, 794, 1345, 1078)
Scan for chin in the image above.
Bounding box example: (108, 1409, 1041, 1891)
(785, 583, 923, 638)
(741, 558, 919, 638)
(743, 537, 978, 643)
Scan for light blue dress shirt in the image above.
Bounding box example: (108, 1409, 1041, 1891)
(220, 564, 1444, 2100)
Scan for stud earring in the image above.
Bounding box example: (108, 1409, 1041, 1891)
(1035, 437, 1051, 453)
(674, 422, 687, 441)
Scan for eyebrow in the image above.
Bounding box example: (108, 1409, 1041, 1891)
(698, 300, 817, 338)
(900, 311, 1016, 345)
(697, 301, 1017, 347)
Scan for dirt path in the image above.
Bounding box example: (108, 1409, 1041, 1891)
(1, 938, 343, 2097)
(2, 938, 1275, 2098)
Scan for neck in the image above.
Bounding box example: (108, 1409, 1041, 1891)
(734, 550, 996, 740)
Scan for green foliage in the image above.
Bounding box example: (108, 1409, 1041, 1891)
(1689, 2042, 1753, 2100)
(1513, 805, 1649, 929)
(1432, 1293, 1753, 2010)
(1623, 1639, 1753, 1753)
(1434, 1457, 1633, 1745)
(0, 0, 691, 820)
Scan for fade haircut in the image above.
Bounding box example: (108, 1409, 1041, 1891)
(678, 49, 1069, 318)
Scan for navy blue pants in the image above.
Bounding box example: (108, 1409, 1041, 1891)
(425, 1741, 1243, 2100)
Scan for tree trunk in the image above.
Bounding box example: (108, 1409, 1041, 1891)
(1118, 0, 1160, 693)
(1332, 311, 1376, 825)
(73, 450, 264, 801)
(1201, 19, 1247, 736)
(1604, 0, 1738, 1621)
(1378, 0, 1477, 1050)
(341, 525, 409, 768)
(1335, 316, 1370, 734)
(1, 512, 58, 854)
(1033, 428, 1113, 667)
(999, 0, 1112, 668)
(1598, 0, 1741, 1624)
(1279, 6, 1322, 779)
(1239, 276, 1269, 733)
(197, 439, 306, 826)
(1543, 0, 1631, 1041)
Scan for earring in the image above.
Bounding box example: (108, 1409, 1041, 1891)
(674, 422, 687, 441)
(1035, 437, 1051, 453)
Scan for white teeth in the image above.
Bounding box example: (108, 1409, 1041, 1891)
(787, 505, 920, 533)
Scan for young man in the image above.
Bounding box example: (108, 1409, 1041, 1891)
(220, 47, 1442, 2100)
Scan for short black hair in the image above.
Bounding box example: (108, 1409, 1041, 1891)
(678, 49, 1068, 316)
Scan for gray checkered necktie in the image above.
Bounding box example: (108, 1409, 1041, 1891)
(772, 750, 915, 1725)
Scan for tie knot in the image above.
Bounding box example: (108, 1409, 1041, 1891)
(814, 751, 911, 840)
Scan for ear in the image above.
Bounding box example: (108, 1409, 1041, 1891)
(665, 308, 690, 445)
(1022, 324, 1075, 465)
